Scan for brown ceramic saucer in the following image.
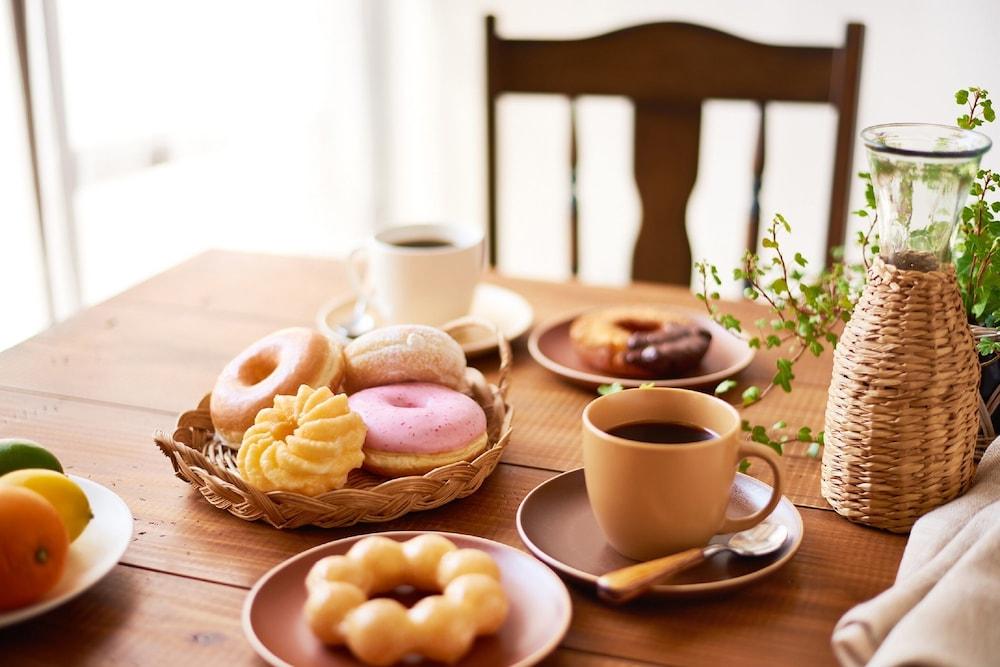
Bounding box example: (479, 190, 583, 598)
(516, 469, 803, 599)
(243, 531, 572, 667)
(527, 308, 755, 389)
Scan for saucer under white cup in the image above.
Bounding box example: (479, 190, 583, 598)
(318, 283, 534, 357)
(348, 224, 484, 326)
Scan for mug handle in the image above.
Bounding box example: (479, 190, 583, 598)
(346, 246, 372, 301)
(717, 441, 784, 534)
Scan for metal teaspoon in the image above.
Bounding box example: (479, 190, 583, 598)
(597, 522, 789, 604)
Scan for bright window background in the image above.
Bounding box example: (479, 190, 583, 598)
(60, 1, 376, 305)
(2, 0, 999, 351)
(0, 7, 50, 347)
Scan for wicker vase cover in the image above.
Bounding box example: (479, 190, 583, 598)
(822, 260, 980, 533)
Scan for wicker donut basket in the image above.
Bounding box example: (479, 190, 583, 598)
(153, 317, 513, 529)
(822, 261, 980, 533)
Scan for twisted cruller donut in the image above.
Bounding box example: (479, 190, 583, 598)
(304, 534, 508, 666)
(237, 385, 365, 496)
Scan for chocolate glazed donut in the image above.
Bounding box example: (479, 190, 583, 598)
(623, 322, 712, 377)
(569, 306, 713, 379)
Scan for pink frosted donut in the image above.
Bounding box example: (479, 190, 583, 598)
(348, 383, 488, 477)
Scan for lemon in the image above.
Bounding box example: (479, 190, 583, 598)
(0, 438, 63, 476)
(0, 469, 93, 541)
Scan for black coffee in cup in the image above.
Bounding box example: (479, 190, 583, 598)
(392, 239, 454, 249)
(605, 420, 717, 445)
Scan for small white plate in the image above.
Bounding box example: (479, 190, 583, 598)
(317, 283, 534, 357)
(0, 475, 133, 628)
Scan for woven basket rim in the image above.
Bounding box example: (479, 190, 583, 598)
(152, 317, 513, 528)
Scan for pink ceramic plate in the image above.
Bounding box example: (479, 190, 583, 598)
(516, 469, 803, 598)
(527, 308, 755, 389)
(243, 531, 572, 667)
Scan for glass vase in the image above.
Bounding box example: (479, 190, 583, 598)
(862, 123, 991, 271)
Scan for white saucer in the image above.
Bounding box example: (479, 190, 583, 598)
(317, 283, 534, 357)
(0, 476, 133, 628)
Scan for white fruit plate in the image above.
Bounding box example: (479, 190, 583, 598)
(0, 475, 133, 628)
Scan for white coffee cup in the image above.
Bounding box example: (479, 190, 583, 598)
(348, 224, 484, 326)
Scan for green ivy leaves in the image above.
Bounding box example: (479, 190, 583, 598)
(696, 203, 876, 465)
(953, 88, 1000, 332)
(596, 382, 655, 396)
(956, 87, 995, 129)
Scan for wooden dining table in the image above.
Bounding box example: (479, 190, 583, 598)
(0, 250, 908, 666)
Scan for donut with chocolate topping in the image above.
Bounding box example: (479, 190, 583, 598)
(569, 306, 712, 378)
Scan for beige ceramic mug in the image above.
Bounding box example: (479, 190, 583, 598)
(582, 387, 784, 561)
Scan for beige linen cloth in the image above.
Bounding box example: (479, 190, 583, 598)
(832, 437, 1000, 667)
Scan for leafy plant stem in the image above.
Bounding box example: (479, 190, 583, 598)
(745, 345, 808, 405)
(861, 213, 879, 270)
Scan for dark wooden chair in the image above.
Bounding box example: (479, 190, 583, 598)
(486, 17, 864, 284)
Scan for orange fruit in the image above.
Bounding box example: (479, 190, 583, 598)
(0, 486, 69, 610)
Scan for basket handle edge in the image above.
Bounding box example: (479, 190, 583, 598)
(441, 315, 511, 399)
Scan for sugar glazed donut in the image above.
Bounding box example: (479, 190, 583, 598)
(348, 383, 488, 477)
(211, 328, 345, 445)
(343, 325, 467, 393)
(304, 534, 509, 666)
(569, 305, 712, 378)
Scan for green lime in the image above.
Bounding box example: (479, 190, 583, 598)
(0, 439, 63, 476)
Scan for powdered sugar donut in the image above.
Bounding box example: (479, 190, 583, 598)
(343, 325, 467, 394)
(348, 383, 488, 477)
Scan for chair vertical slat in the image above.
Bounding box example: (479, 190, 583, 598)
(486, 15, 500, 268)
(631, 103, 700, 285)
(746, 101, 766, 262)
(569, 99, 579, 276)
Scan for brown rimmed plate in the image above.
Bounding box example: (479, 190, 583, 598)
(243, 531, 572, 667)
(527, 308, 755, 389)
(516, 469, 802, 599)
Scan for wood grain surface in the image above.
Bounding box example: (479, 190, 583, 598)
(0, 250, 906, 666)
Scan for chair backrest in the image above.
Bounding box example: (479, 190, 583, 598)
(486, 17, 864, 284)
